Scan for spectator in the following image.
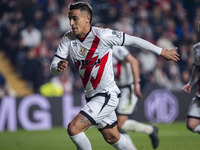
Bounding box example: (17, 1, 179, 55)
(4, 22, 20, 64)
(176, 20, 195, 43)
(178, 44, 191, 73)
(143, 71, 162, 92)
(20, 23, 41, 48)
(149, 6, 165, 40)
(154, 58, 170, 88)
(0, 72, 16, 97)
(58, 5, 71, 33)
(138, 50, 157, 75)
(33, 9, 45, 30)
(167, 61, 183, 91)
(165, 18, 178, 43)
(23, 47, 44, 93)
(46, 0, 59, 15)
(0, 12, 11, 49)
(134, 18, 153, 39)
(157, 31, 175, 50)
(114, 16, 134, 34)
(173, 1, 187, 26)
(104, 5, 119, 25)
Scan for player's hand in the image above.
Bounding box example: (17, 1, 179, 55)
(134, 83, 142, 98)
(57, 60, 68, 72)
(182, 83, 192, 93)
(161, 47, 180, 62)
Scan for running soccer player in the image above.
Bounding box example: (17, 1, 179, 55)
(182, 42, 200, 134)
(112, 46, 159, 148)
(50, 2, 179, 150)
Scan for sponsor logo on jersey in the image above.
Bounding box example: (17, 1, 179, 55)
(74, 59, 101, 67)
(79, 47, 87, 56)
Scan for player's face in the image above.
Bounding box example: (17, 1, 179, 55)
(68, 9, 90, 37)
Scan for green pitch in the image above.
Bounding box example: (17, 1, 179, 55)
(0, 121, 199, 150)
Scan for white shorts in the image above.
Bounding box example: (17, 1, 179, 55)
(187, 96, 200, 119)
(116, 84, 138, 115)
(80, 86, 120, 130)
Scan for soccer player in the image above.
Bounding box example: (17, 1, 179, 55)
(112, 46, 159, 149)
(50, 2, 179, 150)
(182, 42, 200, 134)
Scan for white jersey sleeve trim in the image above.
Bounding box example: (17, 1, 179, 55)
(123, 34, 162, 55)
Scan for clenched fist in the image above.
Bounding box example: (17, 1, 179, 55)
(57, 60, 68, 72)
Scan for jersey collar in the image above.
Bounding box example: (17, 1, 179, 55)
(77, 27, 92, 42)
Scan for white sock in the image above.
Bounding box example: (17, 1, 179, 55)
(112, 134, 137, 150)
(122, 120, 153, 135)
(70, 132, 92, 150)
(194, 125, 200, 133)
(123, 133, 137, 150)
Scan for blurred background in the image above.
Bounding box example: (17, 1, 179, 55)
(0, 0, 200, 130)
(0, 0, 200, 97)
(0, 1, 200, 150)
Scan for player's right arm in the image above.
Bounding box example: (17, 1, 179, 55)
(98, 28, 179, 62)
(125, 54, 142, 98)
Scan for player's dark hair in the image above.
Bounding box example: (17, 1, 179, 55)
(69, 2, 93, 24)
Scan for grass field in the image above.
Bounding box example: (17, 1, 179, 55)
(0, 121, 199, 150)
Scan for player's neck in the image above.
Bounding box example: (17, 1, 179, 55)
(78, 27, 91, 42)
(78, 25, 91, 37)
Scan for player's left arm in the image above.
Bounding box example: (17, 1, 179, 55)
(182, 65, 199, 93)
(124, 34, 180, 62)
(125, 54, 142, 98)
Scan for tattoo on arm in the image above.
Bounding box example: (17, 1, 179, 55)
(80, 114, 91, 125)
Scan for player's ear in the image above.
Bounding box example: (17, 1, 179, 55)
(86, 14, 91, 24)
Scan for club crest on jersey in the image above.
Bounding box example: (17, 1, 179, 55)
(79, 47, 87, 56)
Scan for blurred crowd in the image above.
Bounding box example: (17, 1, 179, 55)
(0, 0, 200, 96)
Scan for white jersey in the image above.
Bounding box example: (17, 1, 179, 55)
(53, 27, 124, 97)
(112, 46, 133, 87)
(50, 27, 162, 98)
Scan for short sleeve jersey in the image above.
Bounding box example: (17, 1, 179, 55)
(55, 27, 125, 97)
(112, 46, 133, 87)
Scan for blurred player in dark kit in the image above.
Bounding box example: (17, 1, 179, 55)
(182, 42, 200, 134)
